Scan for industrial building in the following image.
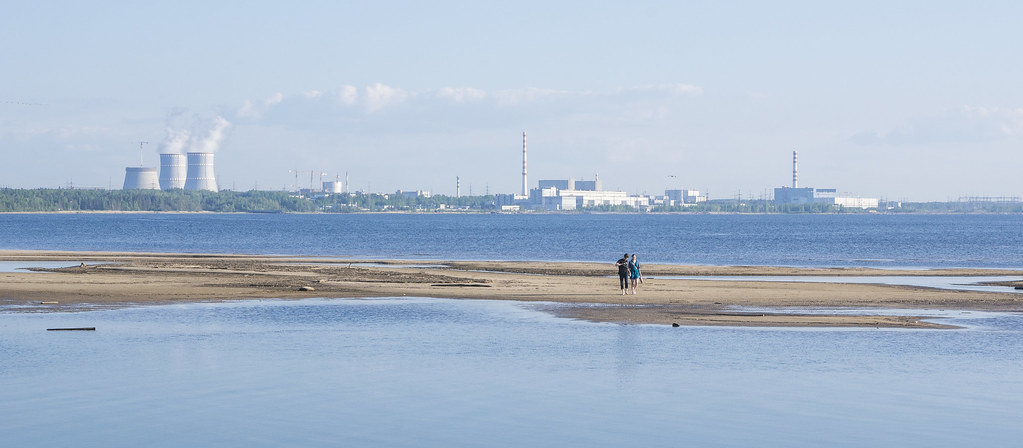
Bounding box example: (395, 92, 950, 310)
(538, 187, 648, 210)
(323, 181, 343, 194)
(397, 190, 431, 199)
(537, 178, 602, 192)
(773, 151, 878, 209)
(122, 149, 217, 192)
(159, 153, 186, 189)
(529, 176, 646, 210)
(122, 167, 160, 190)
(664, 189, 707, 205)
(774, 187, 815, 204)
(183, 152, 218, 192)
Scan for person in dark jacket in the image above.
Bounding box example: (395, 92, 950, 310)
(615, 253, 630, 295)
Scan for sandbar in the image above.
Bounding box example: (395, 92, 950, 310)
(2, 250, 1021, 328)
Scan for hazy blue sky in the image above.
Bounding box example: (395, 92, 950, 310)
(2, 1, 1021, 200)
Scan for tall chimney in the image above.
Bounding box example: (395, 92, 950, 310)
(456, 176, 461, 198)
(792, 150, 798, 188)
(521, 131, 528, 196)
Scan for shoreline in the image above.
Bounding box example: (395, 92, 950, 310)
(2, 250, 1022, 328)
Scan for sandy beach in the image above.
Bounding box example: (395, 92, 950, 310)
(2, 250, 1022, 328)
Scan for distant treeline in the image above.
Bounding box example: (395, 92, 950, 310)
(654, 200, 1023, 214)
(1, 188, 1021, 213)
(0, 189, 318, 213)
(892, 201, 1023, 213)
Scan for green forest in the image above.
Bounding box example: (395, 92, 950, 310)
(1, 188, 1020, 213)
(0, 189, 318, 213)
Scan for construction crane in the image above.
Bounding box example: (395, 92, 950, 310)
(288, 169, 328, 192)
(135, 141, 150, 166)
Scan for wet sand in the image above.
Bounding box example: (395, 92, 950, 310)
(2, 250, 1022, 328)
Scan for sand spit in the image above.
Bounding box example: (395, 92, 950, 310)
(2, 250, 1021, 328)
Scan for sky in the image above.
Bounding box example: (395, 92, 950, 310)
(2, 0, 1022, 201)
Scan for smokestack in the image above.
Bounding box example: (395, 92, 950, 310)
(456, 176, 461, 198)
(792, 150, 798, 188)
(159, 153, 186, 190)
(123, 167, 160, 190)
(184, 152, 218, 192)
(522, 131, 527, 196)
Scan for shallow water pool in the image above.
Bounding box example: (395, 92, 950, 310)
(2, 298, 1022, 447)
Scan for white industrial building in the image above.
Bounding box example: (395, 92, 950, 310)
(773, 186, 878, 209)
(397, 190, 431, 198)
(159, 153, 186, 189)
(122, 167, 160, 190)
(541, 188, 648, 210)
(532, 177, 649, 210)
(183, 152, 218, 192)
(323, 181, 343, 194)
(773, 151, 878, 209)
(665, 189, 706, 205)
(830, 196, 880, 208)
(121, 136, 218, 192)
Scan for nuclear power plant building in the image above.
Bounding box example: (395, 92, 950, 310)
(774, 151, 878, 209)
(159, 153, 186, 190)
(531, 177, 649, 210)
(184, 152, 218, 192)
(122, 167, 160, 190)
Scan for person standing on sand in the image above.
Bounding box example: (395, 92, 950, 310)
(629, 253, 642, 294)
(616, 253, 630, 295)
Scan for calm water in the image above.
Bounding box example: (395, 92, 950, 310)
(3, 213, 1023, 446)
(2, 213, 1023, 268)
(3, 298, 1022, 447)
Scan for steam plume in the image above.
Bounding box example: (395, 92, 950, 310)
(159, 127, 191, 154)
(192, 116, 231, 153)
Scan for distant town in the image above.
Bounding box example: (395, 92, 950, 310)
(3, 136, 1020, 214)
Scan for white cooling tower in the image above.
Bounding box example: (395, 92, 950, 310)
(184, 152, 218, 192)
(123, 167, 160, 190)
(323, 181, 343, 194)
(159, 153, 187, 190)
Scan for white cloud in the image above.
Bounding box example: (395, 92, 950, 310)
(435, 87, 487, 103)
(237, 92, 285, 119)
(339, 85, 358, 105)
(651, 83, 704, 96)
(961, 105, 1023, 135)
(364, 83, 408, 112)
(227, 82, 706, 135)
(493, 87, 575, 106)
(235, 83, 704, 120)
(851, 105, 1023, 146)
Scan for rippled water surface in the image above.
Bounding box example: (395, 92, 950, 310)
(3, 298, 1022, 447)
(3, 213, 1022, 268)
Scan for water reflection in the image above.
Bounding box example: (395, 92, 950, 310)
(661, 275, 1023, 293)
(2, 298, 1022, 447)
(0, 260, 100, 273)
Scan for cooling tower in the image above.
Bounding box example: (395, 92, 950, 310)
(159, 153, 186, 190)
(323, 181, 343, 194)
(184, 152, 218, 192)
(123, 167, 160, 190)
